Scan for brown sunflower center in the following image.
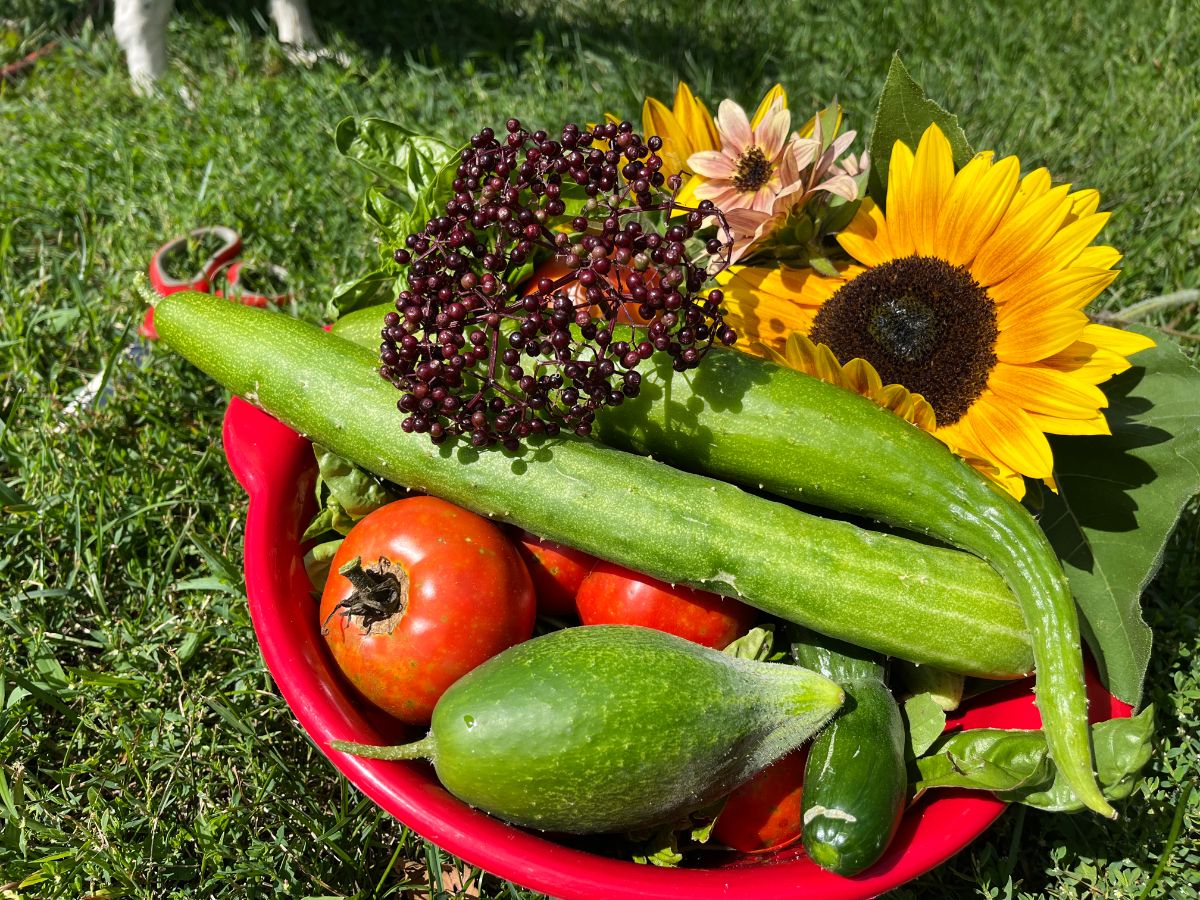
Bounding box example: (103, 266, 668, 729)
(732, 146, 773, 192)
(808, 255, 998, 425)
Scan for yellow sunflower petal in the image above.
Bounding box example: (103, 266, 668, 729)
(1075, 246, 1123, 269)
(836, 197, 895, 267)
(885, 140, 917, 257)
(1079, 323, 1157, 357)
(1067, 188, 1101, 220)
(971, 184, 1074, 286)
(842, 357, 885, 398)
(996, 308, 1090, 364)
(994, 268, 1120, 324)
(909, 125, 956, 257)
(674, 82, 720, 151)
(989, 212, 1114, 300)
(987, 362, 1109, 418)
(750, 83, 788, 128)
(1026, 409, 1112, 436)
(964, 392, 1055, 479)
(1005, 167, 1053, 217)
(1040, 341, 1134, 384)
(643, 97, 693, 177)
(933, 152, 1020, 267)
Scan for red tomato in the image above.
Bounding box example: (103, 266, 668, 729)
(513, 531, 597, 616)
(522, 259, 654, 325)
(319, 497, 536, 725)
(574, 561, 757, 649)
(712, 749, 808, 853)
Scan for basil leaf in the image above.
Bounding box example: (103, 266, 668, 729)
(314, 445, 396, 520)
(334, 116, 455, 206)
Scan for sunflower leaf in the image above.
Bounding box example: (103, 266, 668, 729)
(867, 54, 973, 204)
(1040, 325, 1200, 706)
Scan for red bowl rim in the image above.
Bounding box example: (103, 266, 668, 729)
(222, 396, 1132, 900)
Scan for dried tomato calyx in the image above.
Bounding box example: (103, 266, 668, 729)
(323, 556, 410, 634)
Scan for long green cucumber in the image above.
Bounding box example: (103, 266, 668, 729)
(336, 303, 1111, 817)
(158, 292, 1032, 677)
(790, 628, 906, 875)
(332, 625, 845, 833)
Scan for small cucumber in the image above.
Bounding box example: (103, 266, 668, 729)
(791, 627, 906, 876)
(332, 625, 845, 833)
(801, 677, 906, 875)
(336, 304, 1113, 817)
(156, 293, 1034, 678)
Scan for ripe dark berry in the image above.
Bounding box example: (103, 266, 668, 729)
(378, 118, 736, 448)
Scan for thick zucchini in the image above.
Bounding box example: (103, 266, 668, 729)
(334, 302, 1114, 818)
(333, 625, 845, 833)
(157, 292, 1032, 677)
(791, 628, 906, 876)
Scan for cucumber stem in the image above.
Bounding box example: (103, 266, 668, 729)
(331, 735, 434, 761)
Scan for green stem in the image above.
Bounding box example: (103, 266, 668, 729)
(330, 734, 435, 761)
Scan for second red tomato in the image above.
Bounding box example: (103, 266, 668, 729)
(575, 561, 757, 649)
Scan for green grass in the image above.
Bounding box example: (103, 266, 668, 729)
(2, 0, 1198, 896)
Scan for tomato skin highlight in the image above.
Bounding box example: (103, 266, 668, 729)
(575, 561, 757, 649)
(320, 496, 536, 725)
(514, 531, 597, 616)
(712, 748, 807, 853)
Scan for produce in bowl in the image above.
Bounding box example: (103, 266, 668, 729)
(217, 396, 1140, 899)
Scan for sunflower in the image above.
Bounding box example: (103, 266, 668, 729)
(721, 123, 1155, 499)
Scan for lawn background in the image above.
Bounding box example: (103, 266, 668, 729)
(2, 0, 1198, 897)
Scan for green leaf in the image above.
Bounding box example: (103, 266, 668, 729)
(314, 445, 397, 520)
(915, 728, 1052, 792)
(998, 706, 1155, 811)
(867, 54, 973, 204)
(304, 539, 344, 590)
(334, 116, 454, 205)
(721, 624, 775, 660)
(1040, 326, 1200, 705)
(903, 691, 948, 757)
(913, 708, 1156, 810)
(327, 269, 397, 319)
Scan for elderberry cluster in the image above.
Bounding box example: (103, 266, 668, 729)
(379, 118, 736, 448)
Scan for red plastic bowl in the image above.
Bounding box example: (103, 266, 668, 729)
(222, 396, 1132, 900)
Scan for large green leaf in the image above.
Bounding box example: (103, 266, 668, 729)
(866, 54, 973, 204)
(1040, 326, 1200, 705)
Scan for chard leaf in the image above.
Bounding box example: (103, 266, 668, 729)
(1039, 326, 1200, 705)
(867, 54, 972, 204)
(314, 445, 396, 520)
(904, 691, 947, 757)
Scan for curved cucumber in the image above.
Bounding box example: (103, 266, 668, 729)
(158, 293, 1033, 677)
(332, 625, 845, 833)
(801, 676, 906, 875)
(336, 304, 1114, 818)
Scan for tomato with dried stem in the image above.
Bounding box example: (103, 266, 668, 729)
(320, 496, 536, 725)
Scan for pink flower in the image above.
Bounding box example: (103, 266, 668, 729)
(687, 99, 793, 214)
(723, 119, 865, 263)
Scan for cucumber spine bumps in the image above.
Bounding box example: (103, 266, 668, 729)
(156, 292, 1032, 677)
(333, 625, 845, 833)
(336, 302, 1113, 817)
